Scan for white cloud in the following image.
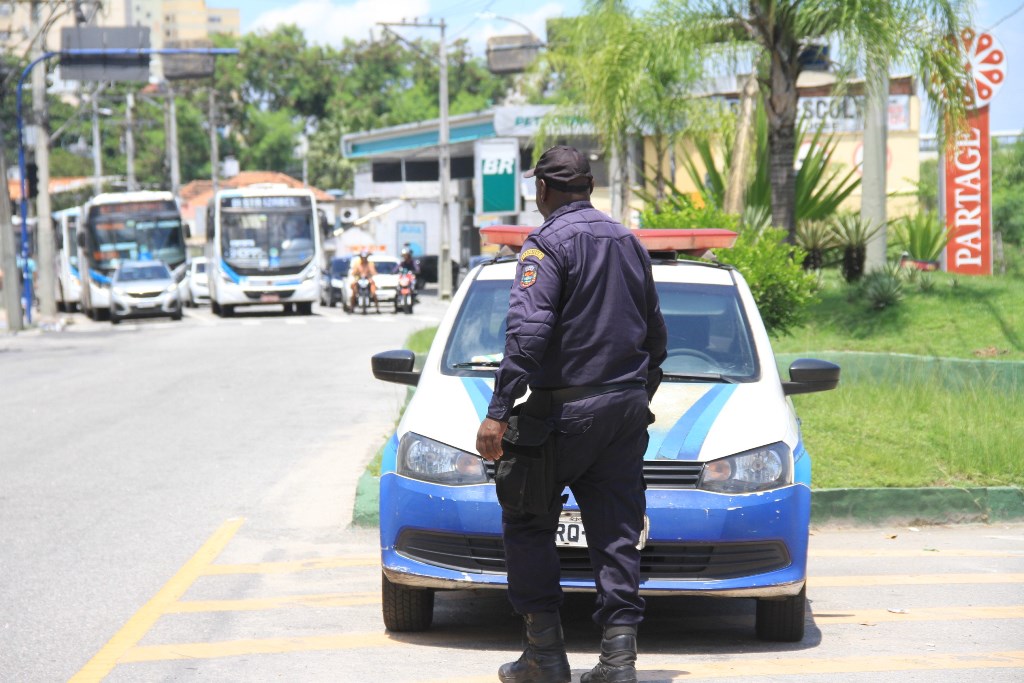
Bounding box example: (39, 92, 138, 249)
(249, 0, 432, 46)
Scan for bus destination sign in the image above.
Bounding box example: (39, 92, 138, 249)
(222, 196, 311, 209)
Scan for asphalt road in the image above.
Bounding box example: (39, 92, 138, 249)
(1, 296, 1022, 682)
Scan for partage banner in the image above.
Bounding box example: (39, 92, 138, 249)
(944, 105, 992, 275)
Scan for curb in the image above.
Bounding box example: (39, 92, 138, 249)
(352, 480, 1024, 528)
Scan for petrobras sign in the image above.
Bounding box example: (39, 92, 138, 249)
(474, 138, 520, 216)
(493, 105, 593, 137)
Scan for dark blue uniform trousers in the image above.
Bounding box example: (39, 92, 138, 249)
(502, 386, 650, 626)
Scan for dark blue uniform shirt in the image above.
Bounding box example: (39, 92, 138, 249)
(487, 201, 668, 422)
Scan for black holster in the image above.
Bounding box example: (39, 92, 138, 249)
(495, 393, 556, 517)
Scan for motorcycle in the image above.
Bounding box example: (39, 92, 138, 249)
(355, 276, 373, 315)
(395, 270, 415, 314)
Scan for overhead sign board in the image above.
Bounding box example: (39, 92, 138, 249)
(60, 26, 150, 82)
(164, 39, 216, 80)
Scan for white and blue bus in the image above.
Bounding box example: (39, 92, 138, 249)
(205, 185, 321, 316)
(53, 206, 81, 312)
(76, 191, 187, 320)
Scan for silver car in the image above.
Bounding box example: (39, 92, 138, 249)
(109, 260, 183, 324)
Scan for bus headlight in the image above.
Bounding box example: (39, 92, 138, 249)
(397, 432, 487, 485)
(302, 265, 317, 281)
(699, 442, 793, 494)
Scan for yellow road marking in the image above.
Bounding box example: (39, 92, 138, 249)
(810, 572, 1024, 587)
(68, 517, 245, 683)
(201, 555, 378, 575)
(814, 605, 1023, 623)
(810, 548, 1024, 558)
(168, 592, 380, 612)
(422, 651, 1024, 683)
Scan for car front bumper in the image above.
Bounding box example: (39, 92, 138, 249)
(380, 461, 810, 598)
(214, 277, 319, 306)
(111, 291, 181, 318)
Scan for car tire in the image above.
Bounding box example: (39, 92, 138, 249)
(221, 304, 234, 317)
(110, 313, 120, 325)
(171, 310, 183, 321)
(211, 300, 221, 316)
(755, 586, 806, 642)
(297, 302, 313, 315)
(381, 572, 433, 632)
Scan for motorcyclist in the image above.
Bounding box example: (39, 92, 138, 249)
(399, 246, 419, 301)
(349, 250, 379, 312)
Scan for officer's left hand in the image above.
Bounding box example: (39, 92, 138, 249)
(476, 418, 507, 461)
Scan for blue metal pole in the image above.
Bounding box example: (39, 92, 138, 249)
(13, 47, 238, 326)
(15, 52, 52, 326)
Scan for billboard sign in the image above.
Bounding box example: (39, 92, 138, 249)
(60, 27, 150, 82)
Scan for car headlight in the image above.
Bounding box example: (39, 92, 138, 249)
(112, 287, 126, 297)
(331, 278, 346, 288)
(397, 432, 488, 485)
(164, 284, 177, 294)
(699, 442, 793, 493)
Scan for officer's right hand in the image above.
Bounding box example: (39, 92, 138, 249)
(476, 418, 507, 461)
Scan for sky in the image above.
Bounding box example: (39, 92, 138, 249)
(206, 0, 1024, 132)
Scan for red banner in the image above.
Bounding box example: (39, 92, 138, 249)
(944, 105, 991, 275)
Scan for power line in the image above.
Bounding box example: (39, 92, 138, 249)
(986, 1, 1024, 31)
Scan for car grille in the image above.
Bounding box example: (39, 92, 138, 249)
(128, 291, 162, 298)
(483, 459, 705, 489)
(395, 530, 790, 580)
(244, 290, 296, 300)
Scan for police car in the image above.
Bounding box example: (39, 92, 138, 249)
(371, 226, 839, 642)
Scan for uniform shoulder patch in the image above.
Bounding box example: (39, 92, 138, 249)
(520, 248, 545, 262)
(520, 264, 538, 288)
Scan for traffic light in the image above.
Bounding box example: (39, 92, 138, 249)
(25, 162, 39, 200)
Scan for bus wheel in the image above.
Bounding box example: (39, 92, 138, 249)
(212, 300, 221, 315)
(297, 302, 312, 315)
(222, 304, 234, 317)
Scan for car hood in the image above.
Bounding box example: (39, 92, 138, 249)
(399, 373, 793, 463)
(115, 280, 173, 293)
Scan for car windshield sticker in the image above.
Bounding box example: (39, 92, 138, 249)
(521, 248, 545, 262)
(520, 264, 538, 288)
(654, 384, 737, 460)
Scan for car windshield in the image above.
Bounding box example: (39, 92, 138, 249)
(330, 260, 349, 277)
(116, 264, 171, 282)
(194, 262, 207, 274)
(442, 278, 759, 380)
(374, 261, 399, 275)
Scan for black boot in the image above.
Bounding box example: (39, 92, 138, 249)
(581, 625, 638, 683)
(498, 611, 571, 683)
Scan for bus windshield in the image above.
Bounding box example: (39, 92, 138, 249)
(85, 199, 186, 272)
(219, 196, 315, 273)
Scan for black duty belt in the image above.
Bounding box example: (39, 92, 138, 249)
(540, 382, 645, 405)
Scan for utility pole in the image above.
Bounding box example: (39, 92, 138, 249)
(209, 87, 218, 193)
(165, 83, 181, 197)
(0, 115, 23, 331)
(378, 18, 452, 300)
(91, 86, 102, 194)
(31, 0, 55, 320)
(125, 91, 136, 191)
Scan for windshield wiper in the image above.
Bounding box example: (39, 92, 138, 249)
(663, 372, 738, 383)
(452, 361, 501, 368)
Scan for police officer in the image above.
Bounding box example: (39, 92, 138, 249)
(476, 145, 667, 683)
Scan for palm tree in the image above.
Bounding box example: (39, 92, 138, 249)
(541, 1, 719, 217)
(656, 0, 974, 241)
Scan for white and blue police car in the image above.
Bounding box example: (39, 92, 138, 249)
(371, 226, 839, 642)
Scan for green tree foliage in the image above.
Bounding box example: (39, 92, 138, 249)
(992, 139, 1024, 246)
(655, 1, 975, 241)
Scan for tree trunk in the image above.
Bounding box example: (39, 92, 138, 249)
(724, 73, 758, 215)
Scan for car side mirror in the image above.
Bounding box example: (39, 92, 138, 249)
(77, 232, 87, 249)
(372, 349, 420, 386)
(782, 358, 840, 396)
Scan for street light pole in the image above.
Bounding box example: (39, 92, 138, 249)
(31, 0, 56, 320)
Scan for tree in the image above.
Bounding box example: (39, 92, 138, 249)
(664, 0, 974, 242)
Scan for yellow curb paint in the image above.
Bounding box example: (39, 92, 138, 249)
(68, 517, 245, 683)
(810, 572, 1024, 587)
(201, 555, 378, 575)
(121, 632, 397, 662)
(814, 605, 1024, 623)
(168, 592, 380, 613)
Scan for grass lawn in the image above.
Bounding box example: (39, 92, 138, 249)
(773, 265, 1024, 488)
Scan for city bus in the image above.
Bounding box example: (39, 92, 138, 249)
(53, 206, 81, 312)
(205, 185, 321, 316)
(76, 191, 187, 320)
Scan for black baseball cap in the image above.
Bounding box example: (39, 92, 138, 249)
(524, 145, 593, 192)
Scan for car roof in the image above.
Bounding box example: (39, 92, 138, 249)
(117, 259, 168, 269)
(472, 255, 736, 286)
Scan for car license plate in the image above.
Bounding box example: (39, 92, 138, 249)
(260, 293, 280, 303)
(135, 301, 157, 308)
(555, 511, 649, 550)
